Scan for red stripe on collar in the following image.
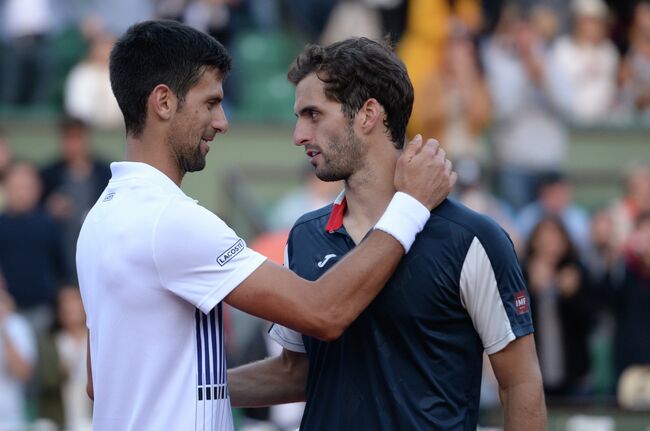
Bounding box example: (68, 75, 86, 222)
(325, 196, 347, 233)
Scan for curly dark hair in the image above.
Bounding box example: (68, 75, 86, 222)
(288, 37, 413, 149)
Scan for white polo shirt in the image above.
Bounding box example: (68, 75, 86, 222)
(76, 162, 266, 431)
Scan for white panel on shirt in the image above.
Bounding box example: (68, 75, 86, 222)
(153, 197, 266, 314)
(460, 237, 516, 355)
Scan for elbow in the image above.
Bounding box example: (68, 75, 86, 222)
(308, 310, 349, 342)
(87, 381, 94, 400)
(313, 326, 345, 342)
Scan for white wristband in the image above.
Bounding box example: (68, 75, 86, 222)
(374, 192, 431, 253)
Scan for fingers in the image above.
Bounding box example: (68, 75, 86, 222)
(403, 134, 423, 158)
(423, 138, 442, 158)
(449, 171, 458, 189)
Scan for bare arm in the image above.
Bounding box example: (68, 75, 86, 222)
(226, 137, 455, 340)
(0, 298, 33, 382)
(86, 332, 94, 400)
(0, 325, 33, 382)
(489, 334, 546, 430)
(228, 348, 308, 407)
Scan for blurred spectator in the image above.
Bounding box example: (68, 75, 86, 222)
(550, 0, 619, 124)
(183, 0, 241, 112)
(37, 284, 92, 431)
(40, 117, 111, 279)
(528, 2, 565, 43)
(620, 0, 650, 122)
(584, 208, 623, 281)
(414, 22, 491, 162)
(399, 0, 483, 138)
(602, 212, 650, 384)
(56, 286, 92, 431)
(373, 0, 408, 43)
(453, 157, 519, 248)
(0, 287, 37, 430)
(319, 0, 382, 46)
(608, 163, 650, 253)
(64, 33, 122, 129)
(82, 0, 154, 38)
(0, 129, 14, 211)
(266, 166, 342, 231)
(522, 216, 596, 398)
(284, 0, 339, 43)
(516, 171, 591, 257)
(481, 3, 572, 211)
(0, 0, 55, 106)
(0, 162, 67, 334)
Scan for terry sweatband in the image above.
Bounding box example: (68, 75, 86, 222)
(374, 191, 431, 253)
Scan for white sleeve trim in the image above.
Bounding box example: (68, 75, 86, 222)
(460, 237, 516, 355)
(269, 324, 306, 353)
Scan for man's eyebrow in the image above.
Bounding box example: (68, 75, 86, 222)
(295, 105, 319, 117)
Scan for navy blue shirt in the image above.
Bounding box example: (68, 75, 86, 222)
(0, 210, 67, 308)
(270, 197, 534, 430)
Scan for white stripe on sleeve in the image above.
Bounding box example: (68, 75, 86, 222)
(460, 237, 516, 355)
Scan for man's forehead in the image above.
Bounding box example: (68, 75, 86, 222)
(294, 73, 333, 109)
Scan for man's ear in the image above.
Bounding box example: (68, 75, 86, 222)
(148, 84, 177, 121)
(357, 98, 384, 135)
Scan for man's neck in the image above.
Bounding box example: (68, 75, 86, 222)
(342, 144, 400, 244)
(124, 131, 184, 186)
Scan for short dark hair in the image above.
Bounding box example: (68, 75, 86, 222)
(288, 37, 413, 148)
(109, 20, 232, 136)
(60, 115, 89, 133)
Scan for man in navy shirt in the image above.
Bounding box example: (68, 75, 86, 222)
(229, 38, 546, 430)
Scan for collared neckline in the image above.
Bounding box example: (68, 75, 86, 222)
(109, 161, 187, 197)
(325, 191, 346, 233)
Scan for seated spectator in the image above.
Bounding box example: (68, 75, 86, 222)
(609, 163, 650, 253)
(584, 208, 624, 281)
(550, 0, 619, 124)
(516, 171, 591, 257)
(522, 216, 596, 399)
(0, 286, 37, 429)
(40, 117, 111, 279)
(64, 33, 122, 129)
(0, 162, 68, 335)
(601, 212, 650, 387)
(620, 0, 650, 122)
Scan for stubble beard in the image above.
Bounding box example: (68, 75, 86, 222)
(315, 124, 365, 182)
(168, 119, 206, 174)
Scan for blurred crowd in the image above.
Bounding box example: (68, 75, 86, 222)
(1, 0, 650, 429)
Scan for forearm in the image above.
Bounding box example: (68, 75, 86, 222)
(501, 381, 546, 431)
(0, 329, 33, 381)
(228, 351, 307, 407)
(308, 230, 403, 337)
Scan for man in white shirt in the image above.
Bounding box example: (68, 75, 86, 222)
(76, 20, 455, 431)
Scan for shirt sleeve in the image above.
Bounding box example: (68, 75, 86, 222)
(153, 197, 266, 314)
(268, 324, 306, 353)
(460, 236, 534, 355)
